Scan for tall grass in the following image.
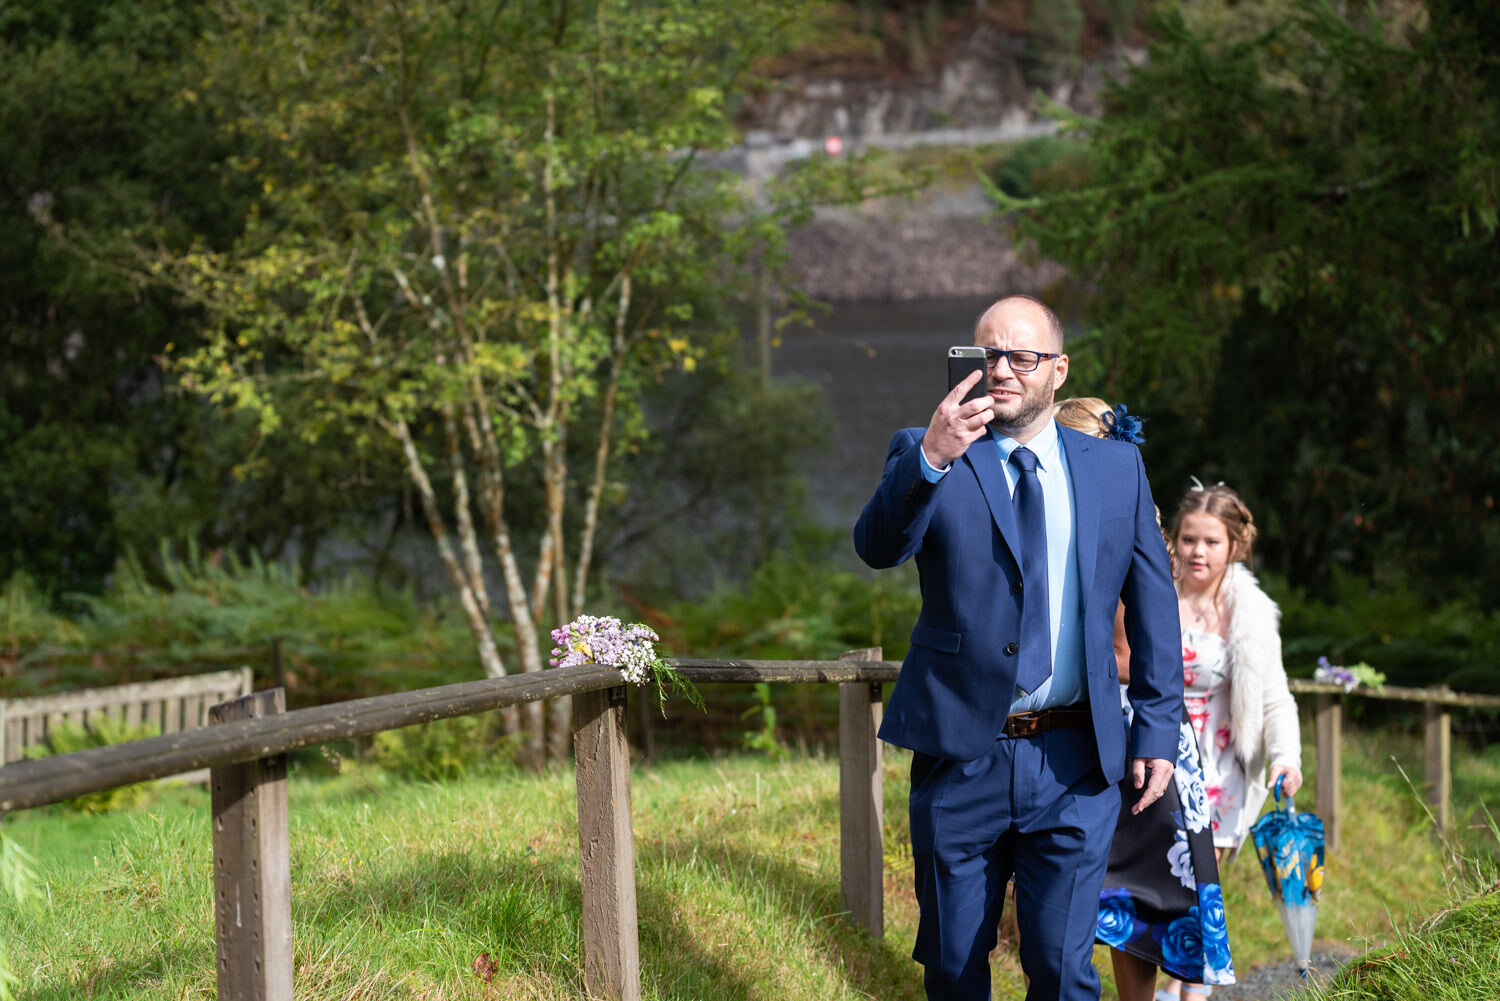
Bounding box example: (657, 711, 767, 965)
(1301, 886, 1500, 1000)
(1299, 803, 1500, 1001)
(2, 718, 1494, 1000)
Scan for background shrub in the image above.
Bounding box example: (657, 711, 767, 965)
(23, 717, 160, 813)
(369, 712, 515, 782)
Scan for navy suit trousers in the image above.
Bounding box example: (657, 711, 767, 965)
(909, 727, 1120, 1001)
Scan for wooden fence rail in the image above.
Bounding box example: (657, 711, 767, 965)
(0, 663, 619, 811)
(0, 655, 895, 1001)
(2, 656, 1497, 1000)
(1285, 679, 1500, 851)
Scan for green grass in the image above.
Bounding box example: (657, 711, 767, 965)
(1301, 887, 1500, 1000)
(2, 722, 1497, 1000)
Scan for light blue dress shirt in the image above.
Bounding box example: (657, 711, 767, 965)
(919, 420, 1086, 712)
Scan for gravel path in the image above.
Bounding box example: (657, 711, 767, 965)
(1207, 945, 1358, 1000)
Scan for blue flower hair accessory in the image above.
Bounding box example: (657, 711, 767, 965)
(1101, 404, 1146, 444)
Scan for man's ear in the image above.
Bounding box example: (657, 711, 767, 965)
(1053, 353, 1070, 390)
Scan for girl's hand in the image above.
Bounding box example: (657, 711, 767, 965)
(1269, 763, 1303, 798)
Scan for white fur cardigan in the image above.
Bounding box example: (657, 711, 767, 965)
(1222, 562, 1302, 784)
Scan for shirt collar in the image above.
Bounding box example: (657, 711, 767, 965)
(993, 418, 1061, 471)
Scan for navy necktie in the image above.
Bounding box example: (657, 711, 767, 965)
(1010, 446, 1052, 693)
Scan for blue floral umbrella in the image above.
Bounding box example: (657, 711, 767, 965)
(1248, 776, 1326, 975)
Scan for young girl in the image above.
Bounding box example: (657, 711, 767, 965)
(1175, 481, 1303, 846)
(1154, 482, 1303, 1001)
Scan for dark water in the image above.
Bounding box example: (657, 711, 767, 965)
(771, 295, 995, 529)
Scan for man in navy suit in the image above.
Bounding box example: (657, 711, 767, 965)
(854, 295, 1182, 1001)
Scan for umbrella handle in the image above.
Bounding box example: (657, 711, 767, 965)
(1273, 772, 1293, 811)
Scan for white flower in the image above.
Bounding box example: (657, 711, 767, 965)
(548, 614, 663, 686)
(1168, 830, 1196, 890)
(1175, 728, 1211, 834)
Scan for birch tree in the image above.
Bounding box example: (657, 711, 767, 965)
(160, 0, 815, 763)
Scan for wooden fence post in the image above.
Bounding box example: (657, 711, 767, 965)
(573, 684, 640, 1001)
(1424, 701, 1452, 832)
(210, 688, 293, 1001)
(1314, 693, 1342, 852)
(838, 647, 884, 938)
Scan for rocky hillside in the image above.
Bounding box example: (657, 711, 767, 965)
(784, 184, 1064, 302)
(737, 2, 1136, 300)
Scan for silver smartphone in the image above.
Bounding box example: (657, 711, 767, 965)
(947, 346, 988, 404)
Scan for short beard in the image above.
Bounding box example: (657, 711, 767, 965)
(991, 391, 1053, 436)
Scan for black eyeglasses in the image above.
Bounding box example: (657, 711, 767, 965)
(980, 347, 1061, 373)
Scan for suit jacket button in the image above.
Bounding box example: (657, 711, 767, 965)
(1004, 642, 1019, 656)
(1011, 580, 1023, 594)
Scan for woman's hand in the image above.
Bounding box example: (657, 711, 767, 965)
(1268, 763, 1303, 798)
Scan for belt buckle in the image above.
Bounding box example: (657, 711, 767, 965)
(1006, 712, 1043, 738)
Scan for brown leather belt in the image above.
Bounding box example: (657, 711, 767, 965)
(1002, 706, 1092, 738)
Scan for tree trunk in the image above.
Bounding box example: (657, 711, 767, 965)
(392, 420, 519, 727)
(444, 405, 489, 613)
(546, 539, 572, 766)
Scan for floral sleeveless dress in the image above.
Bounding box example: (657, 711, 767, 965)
(1182, 627, 1252, 849)
(1094, 638, 1237, 985)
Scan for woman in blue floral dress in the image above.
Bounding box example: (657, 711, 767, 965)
(1097, 694, 1234, 998)
(1053, 400, 1236, 1001)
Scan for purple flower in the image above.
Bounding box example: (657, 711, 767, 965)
(1313, 659, 1358, 691)
(548, 615, 664, 685)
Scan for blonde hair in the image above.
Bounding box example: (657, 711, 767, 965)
(1053, 397, 1112, 438)
(1056, 397, 1166, 560)
(1170, 482, 1258, 568)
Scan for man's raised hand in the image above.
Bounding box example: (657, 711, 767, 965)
(920, 370, 994, 469)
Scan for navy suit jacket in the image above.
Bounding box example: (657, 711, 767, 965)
(854, 423, 1182, 784)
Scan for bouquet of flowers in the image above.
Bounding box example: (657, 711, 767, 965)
(1313, 656, 1386, 692)
(549, 615, 701, 713)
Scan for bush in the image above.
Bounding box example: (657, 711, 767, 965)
(989, 136, 1090, 202)
(0, 573, 86, 653)
(8, 542, 490, 704)
(23, 717, 160, 813)
(665, 532, 921, 661)
(368, 712, 516, 782)
(1266, 567, 1500, 693)
(656, 537, 921, 752)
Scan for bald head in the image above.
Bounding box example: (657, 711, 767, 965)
(974, 295, 1065, 353)
(969, 293, 1070, 441)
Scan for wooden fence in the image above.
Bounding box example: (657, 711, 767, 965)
(1, 655, 1496, 1001)
(1286, 678, 1500, 851)
(0, 667, 253, 766)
